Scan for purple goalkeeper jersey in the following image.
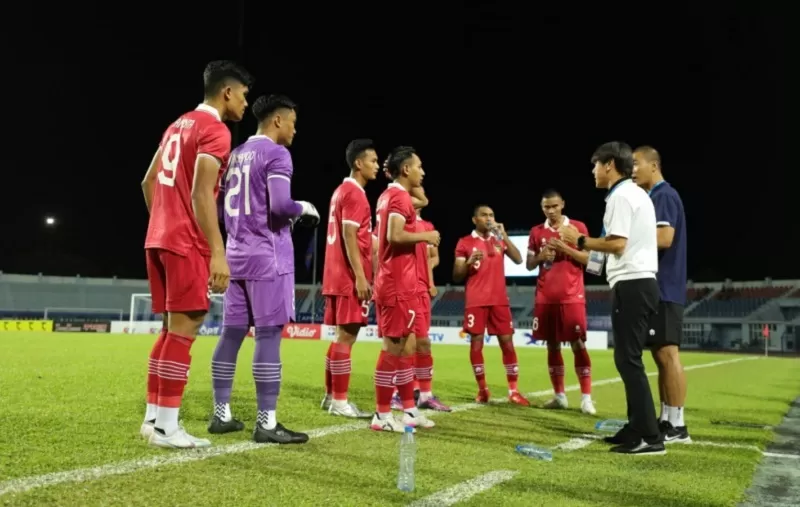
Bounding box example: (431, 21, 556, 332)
(222, 135, 303, 280)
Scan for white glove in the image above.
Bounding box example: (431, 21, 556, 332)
(294, 201, 320, 228)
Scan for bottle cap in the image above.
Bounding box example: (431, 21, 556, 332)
(404, 426, 414, 433)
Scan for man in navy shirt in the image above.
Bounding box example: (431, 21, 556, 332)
(633, 146, 690, 444)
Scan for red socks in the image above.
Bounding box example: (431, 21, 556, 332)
(147, 329, 168, 405)
(414, 351, 433, 393)
(548, 347, 566, 394)
(157, 332, 195, 408)
(499, 340, 519, 392)
(396, 355, 416, 410)
(574, 346, 592, 395)
(324, 343, 334, 395)
(469, 340, 488, 390)
(374, 351, 399, 414)
(330, 342, 353, 401)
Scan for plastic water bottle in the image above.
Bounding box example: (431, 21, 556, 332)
(542, 260, 553, 270)
(397, 426, 416, 492)
(595, 419, 628, 433)
(515, 444, 553, 461)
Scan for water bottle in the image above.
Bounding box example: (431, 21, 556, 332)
(515, 444, 553, 461)
(595, 419, 628, 433)
(397, 426, 416, 492)
(542, 260, 553, 270)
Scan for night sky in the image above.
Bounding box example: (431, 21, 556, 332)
(6, 6, 792, 285)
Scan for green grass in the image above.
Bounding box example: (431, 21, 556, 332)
(0, 332, 797, 506)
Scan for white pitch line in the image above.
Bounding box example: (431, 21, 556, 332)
(553, 437, 596, 452)
(577, 434, 800, 458)
(406, 470, 518, 507)
(0, 356, 757, 498)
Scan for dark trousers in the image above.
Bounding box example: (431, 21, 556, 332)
(611, 277, 661, 441)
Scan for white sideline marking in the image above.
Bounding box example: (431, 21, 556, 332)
(0, 356, 757, 497)
(578, 434, 800, 458)
(406, 470, 518, 507)
(554, 437, 596, 452)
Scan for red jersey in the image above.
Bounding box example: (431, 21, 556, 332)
(322, 178, 373, 296)
(455, 231, 509, 308)
(415, 218, 434, 291)
(528, 216, 588, 304)
(145, 104, 230, 256)
(374, 183, 419, 304)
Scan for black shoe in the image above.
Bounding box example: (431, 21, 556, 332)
(603, 423, 637, 445)
(253, 422, 309, 444)
(661, 421, 692, 444)
(208, 415, 245, 434)
(610, 439, 666, 455)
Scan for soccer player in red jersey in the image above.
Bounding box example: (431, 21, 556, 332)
(371, 146, 440, 433)
(527, 189, 596, 415)
(320, 139, 379, 419)
(140, 61, 253, 448)
(453, 206, 529, 406)
(391, 204, 452, 412)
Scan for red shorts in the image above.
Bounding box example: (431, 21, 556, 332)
(145, 248, 210, 314)
(417, 293, 431, 337)
(463, 306, 514, 336)
(533, 303, 587, 342)
(377, 298, 425, 339)
(323, 295, 370, 326)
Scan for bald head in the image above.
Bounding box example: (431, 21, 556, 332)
(632, 145, 664, 190)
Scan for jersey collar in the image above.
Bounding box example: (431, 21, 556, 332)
(343, 177, 366, 193)
(471, 230, 496, 241)
(605, 177, 632, 202)
(388, 182, 408, 192)
(195, 104, 221, 121)
(544, 216, 569, 232)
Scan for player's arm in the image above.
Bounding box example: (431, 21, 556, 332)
(410, 186, 429, 210)
(653, 193, 678, 249)
(452, 240, 476, 283)
(192, 155, 226, 254)
(502, 233, 523, 265)
(551, 223, 590, 265)
(267, 153, 304, 218)
(388, 214, 430, 245)
(371, 233, 378, 277)
(428, 244, 440, 269)
(341, 197, 369, 286)
(562, 200, 629, 255)
(526, 232, 545, 271)
(140, 147, 162, 213)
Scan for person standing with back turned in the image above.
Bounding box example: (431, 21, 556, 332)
(559, 141, 664, 455)
(633, 146, 690, 443)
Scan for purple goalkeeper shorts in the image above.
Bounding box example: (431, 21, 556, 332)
(223, 275, 295, 327)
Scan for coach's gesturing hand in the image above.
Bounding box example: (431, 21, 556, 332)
(558, 224, 580, 245)
(208, 252, 230, 293)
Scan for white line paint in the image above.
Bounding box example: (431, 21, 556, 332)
(406, 470, 518, 507)
(762, 452, 800, 460)
(553, 437, 596, 452)
(577, 434, 800, 458)
(0, 356, 757, 498)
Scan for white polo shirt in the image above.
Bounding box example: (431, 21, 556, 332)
(603, 179, 658, 287)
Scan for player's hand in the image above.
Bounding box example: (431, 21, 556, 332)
(428, 285, 438, 298)
(425, 230, 441, 247)
(383, 158, 392, 180)
(467, 249, 484, 265)
(295, 201, 320, 228)
(548, 238, 568, 252)
(208, 253, 230, 294)
(494, 222, 507, 238)
(558, 224, 580, 244)
(355, 276, 372, 301)
(539, 246, 556, 262)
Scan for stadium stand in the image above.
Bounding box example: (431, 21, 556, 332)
(687, 285, 794, 318)
(431, 289, 465, 316)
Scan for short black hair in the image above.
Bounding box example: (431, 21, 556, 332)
(473, 204, 492, 216)
(591, 141, 634, 178)
(252, 94, 297, 123)
(386, 146, 417, 179)
(634, 145, 662, 169)
(345, 139, 375, 169)
(542, 188, 562, 199)
(203, 60, 254, 97)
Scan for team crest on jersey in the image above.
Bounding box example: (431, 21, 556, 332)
(494, 244, 503, 253)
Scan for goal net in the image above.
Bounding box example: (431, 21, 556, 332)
(129, 293, 224, 335)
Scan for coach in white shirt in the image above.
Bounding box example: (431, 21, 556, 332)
(559, 141, 663, 456)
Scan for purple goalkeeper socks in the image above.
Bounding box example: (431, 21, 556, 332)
(211, 326, 248, 405)
(254, 326, 282, 413)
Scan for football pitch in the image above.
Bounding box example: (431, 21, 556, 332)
(1, 333, 798, 506)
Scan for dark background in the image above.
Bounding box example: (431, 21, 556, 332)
(5, 5, 794, 285)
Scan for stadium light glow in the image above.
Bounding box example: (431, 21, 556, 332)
(45, 216, 56, 226)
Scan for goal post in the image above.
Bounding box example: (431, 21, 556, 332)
(128, 293, 225, 333)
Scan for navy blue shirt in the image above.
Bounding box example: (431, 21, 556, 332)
(650, 181, 687, 305)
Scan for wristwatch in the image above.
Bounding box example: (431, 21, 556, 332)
(577, 236, 586, 250)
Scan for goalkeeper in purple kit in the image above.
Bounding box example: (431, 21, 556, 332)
(208, 95, 319, 444)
